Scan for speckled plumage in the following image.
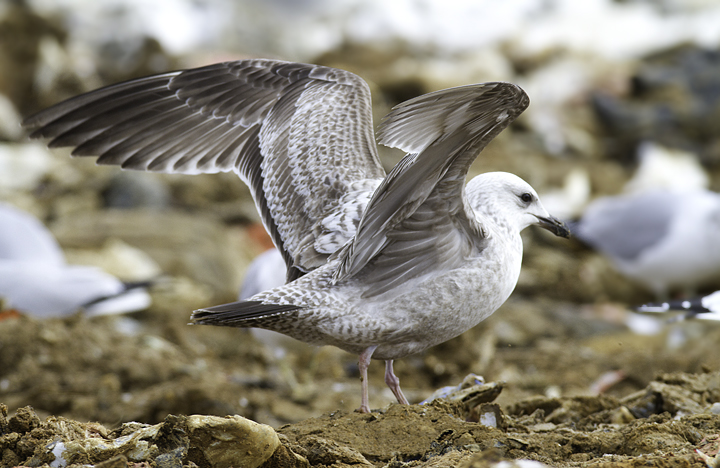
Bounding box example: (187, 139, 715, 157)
(23, 60, 385, 282)
(22, 59, 570, 412)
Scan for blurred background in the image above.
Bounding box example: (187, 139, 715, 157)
(0, 0, 719, 428)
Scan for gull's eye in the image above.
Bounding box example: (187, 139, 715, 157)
(520, 192, 534, 203)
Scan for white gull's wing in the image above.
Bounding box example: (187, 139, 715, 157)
(0, 261, 146, 317)
(635, 290, 720, 321)
(637, 290, 720, 314)
(334, 82, 529, 294)
(22, 60, 385, 280)
(0, 203, 65, 265)
(575, 191, 682, 261)
(704, 291, 720, 313)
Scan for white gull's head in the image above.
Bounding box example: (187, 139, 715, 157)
(466, 172, 570, 237)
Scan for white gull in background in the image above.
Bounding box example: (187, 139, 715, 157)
(239, 248, 286, 301)
(22, 59, 570, 412)
(573, 189, 720, 298)
(0, 203, 151, 317)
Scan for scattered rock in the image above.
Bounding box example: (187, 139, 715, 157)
(186, 414, 279, 468)
(0, 407, 306, 468)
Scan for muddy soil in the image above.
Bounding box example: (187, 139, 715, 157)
(1, 292, 720, 467)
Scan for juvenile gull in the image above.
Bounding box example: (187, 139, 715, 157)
(573, 189, 720, 298)
(22, 59, 570, 412)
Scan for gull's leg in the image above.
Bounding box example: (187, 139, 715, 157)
(357, 345, 378, 413)
(385, 360, 409, 405)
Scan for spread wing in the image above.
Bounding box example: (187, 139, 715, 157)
(333, 82, 529, 296)
(22, 59, 386, 280)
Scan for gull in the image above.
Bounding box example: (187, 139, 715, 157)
(22, 59, 569, 412)
(0, 203, 151, 317)
(239, 248, 286, 301)
(573, 189, 720, 298)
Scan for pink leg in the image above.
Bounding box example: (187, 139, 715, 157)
(357, 345, 378, 413)
(385, 360, 409, 405)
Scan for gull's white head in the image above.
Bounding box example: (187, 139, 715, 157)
(466, 172, 570, 237)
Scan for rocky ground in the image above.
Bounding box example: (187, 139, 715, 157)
(0, 298, 720, 467)
(1, 285, 720, 467)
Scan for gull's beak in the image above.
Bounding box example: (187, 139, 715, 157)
(535, 215, 571, 238)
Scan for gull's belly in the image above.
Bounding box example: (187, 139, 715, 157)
(315, 248, 522, 360)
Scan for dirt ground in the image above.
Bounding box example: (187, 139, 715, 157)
(1, 288, 720, 467)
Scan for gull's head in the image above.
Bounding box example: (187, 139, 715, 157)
(466, 172, 570, 238)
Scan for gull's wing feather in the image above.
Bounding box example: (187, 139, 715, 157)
(23, 60, 386, 280)
(334, 82, 529, 291)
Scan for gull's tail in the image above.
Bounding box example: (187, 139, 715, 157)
(190, 301, 301, 327)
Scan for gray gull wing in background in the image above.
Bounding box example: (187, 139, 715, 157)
(335, 83, 529, 296)
(574, 189, 720, 297)
(574, 190, 679, 261)
(23, 60, 386, 281)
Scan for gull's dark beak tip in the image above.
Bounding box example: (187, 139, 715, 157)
(536, 215, 571, 239)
